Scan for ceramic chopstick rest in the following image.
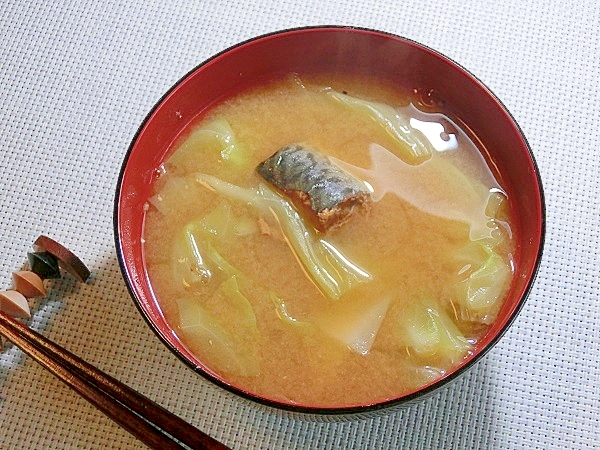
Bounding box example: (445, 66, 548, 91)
(27, 251, 61, 279)
(12, 271, 46, 298)
(33, 235, 91, 282)
(0, 235, 90, 322)
(0, 290, 31, 318)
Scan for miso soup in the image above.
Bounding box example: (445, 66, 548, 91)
(143, 74, 515, 407)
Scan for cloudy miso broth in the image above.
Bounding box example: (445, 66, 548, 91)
(143, 74, 515, 407)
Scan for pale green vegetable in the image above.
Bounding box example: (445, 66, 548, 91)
(315, 295, 392, 355)
(453, 243, 512, 324)
(270, 292, 311, 327)
(194, 173, 372, 299)
(259, 185, 372, 299)
(169, 205, 263, 376)
(175, 249, 261, 377)
(171, 222, 212, 287)
(415, 365, 447, 382)
(325, 89, 433, 164)
(171, 216, 240, 288)
(168, 118, 251, 170)
(204, 241, 240, 278)
(485, 189, 508, 218)
(207, 119, 251, 167)
(216, 275, 257, 329)
(398, 298, 471, 364)
(195, 173, 264, 205)
(198, 202, 232, 238)
(232, 215, 258, 236)
(177, 296, 260, 377)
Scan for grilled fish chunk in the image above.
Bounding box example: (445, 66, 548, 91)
(256, 144, 371, 232)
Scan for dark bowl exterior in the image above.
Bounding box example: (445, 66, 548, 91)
(115, 26, 545, 417)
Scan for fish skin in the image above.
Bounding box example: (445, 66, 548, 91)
(256, 144, 371, 231)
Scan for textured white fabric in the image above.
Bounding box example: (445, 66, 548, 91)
(1, 0, 598, 449)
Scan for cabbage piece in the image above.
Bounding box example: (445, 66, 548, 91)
(315, 295, 392, 355)
(453, 243, 513, 324)
(168, 118, 251, 170)
(415, 365, 447, 383)
(216, 275, 258, 329)
(198, 202, 232, 238)
(171, 222, 212, 287)
(270, 292, 311, 327)
(206, 119, 251, 167)
(171, 217, 240, 289)
(325, 89, 433, 164)
(258, 185, 372, 299)
(172, 207, 262, 377)
(485, 190, 508, 219)
(232, 215, 258, 236)
(177, 295, 260, 377)
(398, 298, 472, 365)
(196, 201, 257, 238)
(194, 173, 372, 299)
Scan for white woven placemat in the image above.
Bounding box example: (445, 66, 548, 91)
(1, 0, 598, 448)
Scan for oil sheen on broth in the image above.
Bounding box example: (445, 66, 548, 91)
(143, 74, 515, 408)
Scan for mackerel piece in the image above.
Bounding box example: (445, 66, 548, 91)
(256, 144, 371, 232)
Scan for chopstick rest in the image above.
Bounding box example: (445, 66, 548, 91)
(12, 271, 46, 298)
(0, 235, 229, 449)
(33, 235, 91, 282)
(0, 235, 91, 320)
(27, 251, 61, 279)
(0, 290, 31, 318)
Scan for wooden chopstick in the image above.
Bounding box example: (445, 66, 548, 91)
(0, 311, 229, 450)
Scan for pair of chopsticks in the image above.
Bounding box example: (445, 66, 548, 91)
(0, 311, 229, 450)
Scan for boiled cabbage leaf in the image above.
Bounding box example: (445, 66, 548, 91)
(217, 275, 257, 329)
(194, 173, 372, 299)
(398, 298, 472, 365)
(452, 243, 512, 324)
(315, 294, 392, 355)
(170, 208, 241, 289)
(270, 292, 311, 328)
(168, 118, 251, 171)
(147, 176, 190, 216)
(177, 295, 260, 377)
(325, 89, 433, 164)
